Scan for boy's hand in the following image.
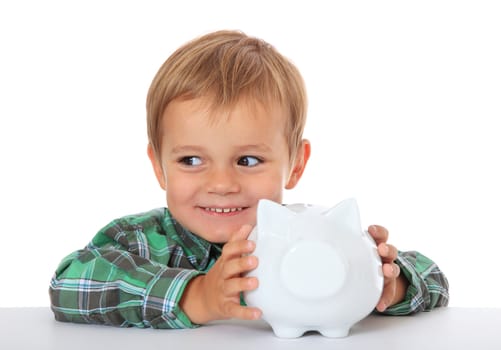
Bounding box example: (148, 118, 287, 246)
(180, 225, 261, 324)
(368, 225, 408, 312)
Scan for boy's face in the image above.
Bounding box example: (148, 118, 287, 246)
(148, 96, 310, 243)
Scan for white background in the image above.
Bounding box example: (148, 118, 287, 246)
(1, 0, 500, 307)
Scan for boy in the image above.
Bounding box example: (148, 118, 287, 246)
(49, 30, 449, 328)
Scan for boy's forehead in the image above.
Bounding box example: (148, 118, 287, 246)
(164, 94, 288, 124)
(160, 95, 290, 150)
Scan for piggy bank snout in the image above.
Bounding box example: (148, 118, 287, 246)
(280, 240, 347, 299)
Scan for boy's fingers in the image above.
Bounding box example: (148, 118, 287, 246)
(376, 263, 400, 311)
(222, 276, 259, 295)
(378, 243, 398, 262)
(229, 224, 254, 242)
(221, 239, 256, 259)
(225, 303, 262, 320)
(377, 274, 397, 312)
(222, 256, 259, 278)
(221, 225, 255, 258)
(240, 306, 262, 320)
(382, 262, 400, 279)
(368, 225, 389, 245)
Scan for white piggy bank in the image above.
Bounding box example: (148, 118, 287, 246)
(244, 198, 383, 338)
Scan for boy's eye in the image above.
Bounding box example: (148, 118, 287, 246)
(179, 156, 202, 166)
(237, 156, 261, 167)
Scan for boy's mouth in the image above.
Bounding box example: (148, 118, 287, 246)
(203, 207, 245, 213)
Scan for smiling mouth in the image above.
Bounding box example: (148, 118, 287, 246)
(203, 207, 245, 213)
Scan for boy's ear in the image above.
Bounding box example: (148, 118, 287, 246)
(285, 139, 311, 189)
(147, 144, 167, 190)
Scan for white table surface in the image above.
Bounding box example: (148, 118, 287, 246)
(0, 307, 499, 349)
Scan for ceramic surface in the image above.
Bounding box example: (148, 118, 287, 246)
(244, 198, 383, 338)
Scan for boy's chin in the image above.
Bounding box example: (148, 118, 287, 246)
(199, 230, 234, 244)
(181, 208, 257, 242)
(195, 225, 246, 244)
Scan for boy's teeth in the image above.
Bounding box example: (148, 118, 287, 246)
(205, 207, 243, 213)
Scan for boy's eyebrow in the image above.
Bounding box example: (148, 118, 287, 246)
(237, 144, 273, 153)
(170, 144, 273, 154)
(170, 145, 205, 154)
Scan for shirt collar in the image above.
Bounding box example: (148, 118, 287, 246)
(163, 208, 222, 271)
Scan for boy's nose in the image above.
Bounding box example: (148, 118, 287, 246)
(206, 167, 240, 195)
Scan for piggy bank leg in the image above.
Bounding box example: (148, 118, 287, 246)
(271, 325, 306, 338)
(318, 326, 350, 338)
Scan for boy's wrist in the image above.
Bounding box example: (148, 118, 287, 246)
(390, 274, 410, 307)
(179, 275, 211, 325)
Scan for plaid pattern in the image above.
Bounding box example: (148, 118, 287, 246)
(384, 251, 449, 315)
(49, 208, 449, 328)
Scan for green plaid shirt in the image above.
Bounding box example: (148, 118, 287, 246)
(49, 208, 449, 328)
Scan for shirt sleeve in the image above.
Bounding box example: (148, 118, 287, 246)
(49, 213, 206, 329)
(382, 250, 449, 315)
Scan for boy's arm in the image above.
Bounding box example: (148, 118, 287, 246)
(49, 209, 213, 329)
(49, 247, 202, 328)
(381, 250, 449, 315)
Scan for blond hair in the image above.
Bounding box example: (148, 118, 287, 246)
(146, 30, 307, 161)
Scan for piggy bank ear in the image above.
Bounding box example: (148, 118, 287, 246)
(257, 199, 295, 237)
(323, 198, 362, 235)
